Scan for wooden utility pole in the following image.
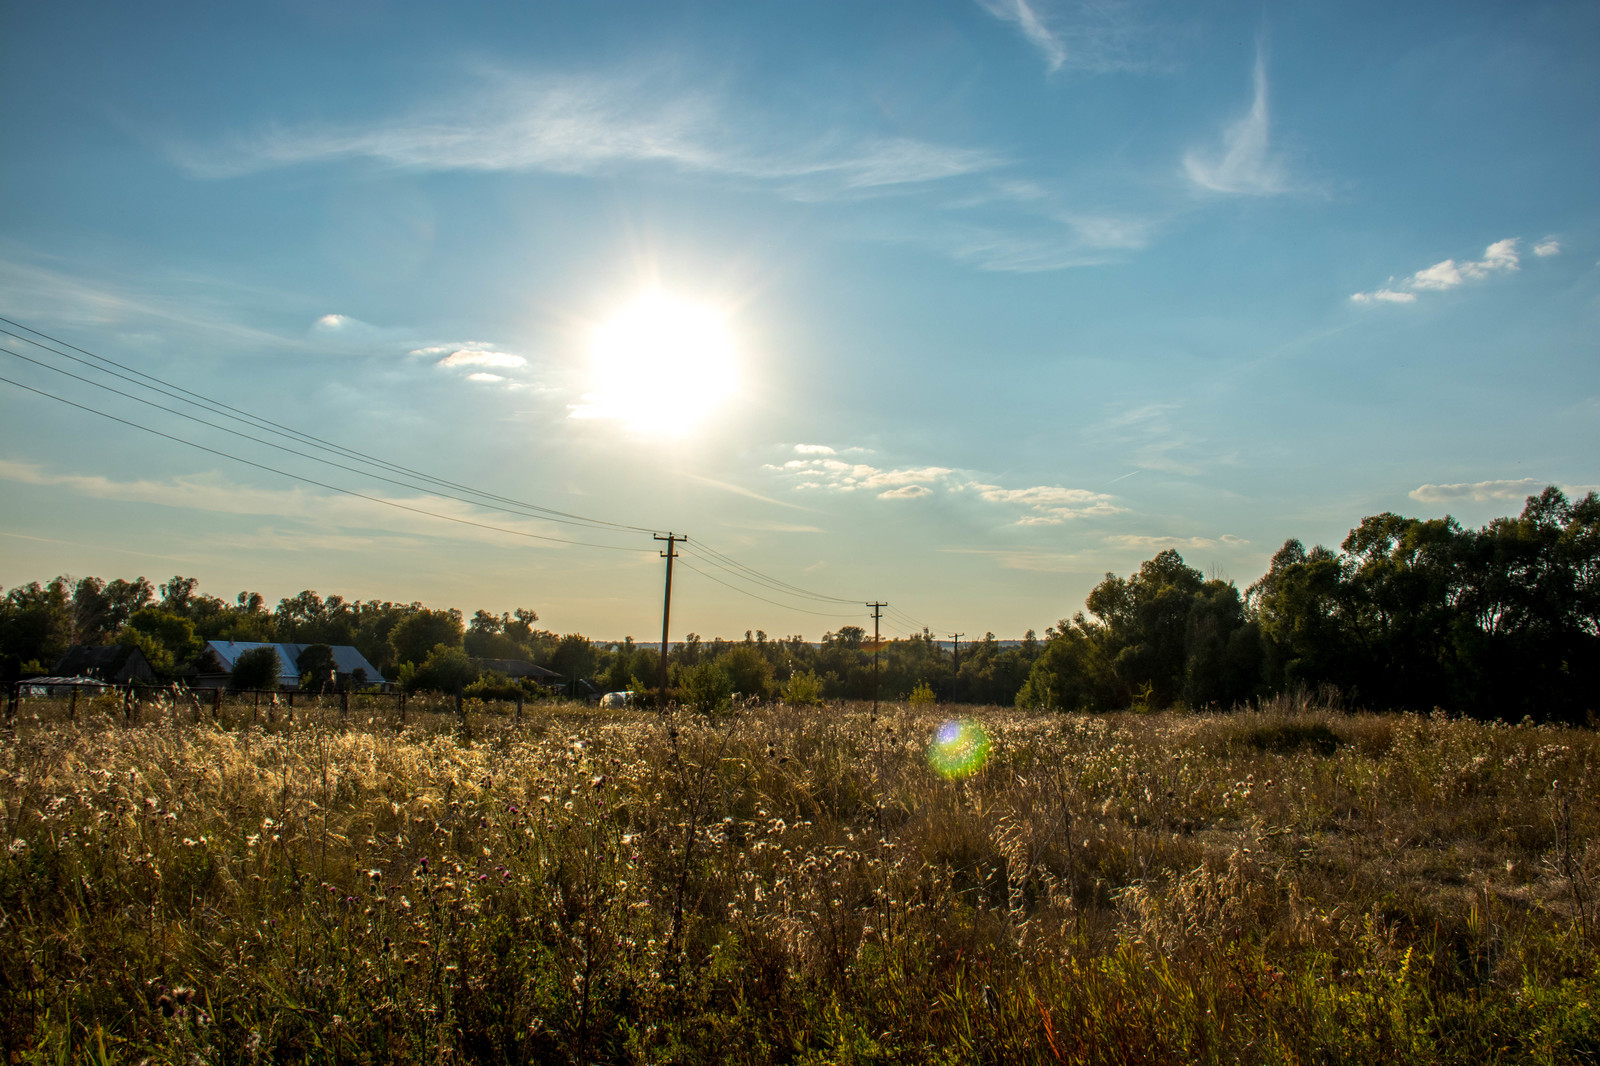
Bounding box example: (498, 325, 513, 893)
(949, 633, 963, 699)
(656, 533, 686, 700)
(868, 602, 887, 714)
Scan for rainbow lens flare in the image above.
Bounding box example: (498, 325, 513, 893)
(927, 718, 991, 779)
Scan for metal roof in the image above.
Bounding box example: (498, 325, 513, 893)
(201, 641, 387, 685)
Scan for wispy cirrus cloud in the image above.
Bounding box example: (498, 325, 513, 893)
(976, 0, 1172, 74)
(169, 69, 1001, 198)
(1183, 49, 1293, 196)
(1351, 238, 1534, 306)
(0, 458, 575, 548)
(1104, 533, 1248, 550)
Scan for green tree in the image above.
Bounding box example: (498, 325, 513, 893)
(718, 643, 774, 699)
(296, 643, 339, 693)
(229, 646, 283, 691)
(677, 660, 734, 714)
(117, 607, 200, 680)
(411, 644, 479, 694)
(388, 608, 465, 667)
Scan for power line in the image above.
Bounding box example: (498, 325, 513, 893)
(0, 316, 659, 535)
(686, 539, 860, 604)
(679, 544, 862, 606)
(0, 315, 927, 622)
(676, 560, 865, 619)
(0, 343, 670, 536)
(0, 373, 653, 553)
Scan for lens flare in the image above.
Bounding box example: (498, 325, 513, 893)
(927, 718, 991, 779)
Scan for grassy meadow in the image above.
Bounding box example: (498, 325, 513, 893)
(1, 693, 1598, 1064)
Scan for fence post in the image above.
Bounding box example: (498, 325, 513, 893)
(515, 689, 523, 722)
(213, 687, 222, 720)
(341, 688, 349, 722)
(69, 685, 78, 721)
(4, 682, 16, 733)
(123, 686, 134, 724)
(399, 689, 407, 728)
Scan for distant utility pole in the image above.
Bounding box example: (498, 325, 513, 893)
(655, 533, 686, 700)
(949, 633, 964, 700)
(868, 602, 887, 714)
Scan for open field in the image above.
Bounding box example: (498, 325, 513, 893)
(2, 696, 1598, 1064)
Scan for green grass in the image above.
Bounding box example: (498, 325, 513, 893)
(1, 692, 1597, 1063)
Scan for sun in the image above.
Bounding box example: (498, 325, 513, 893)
(580, 290, 739, 437)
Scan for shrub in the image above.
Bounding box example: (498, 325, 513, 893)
(781, 668, 825, 706)
(679, 661, 733, 714)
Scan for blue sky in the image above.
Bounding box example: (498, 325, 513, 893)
(2, 0, 1597, 640)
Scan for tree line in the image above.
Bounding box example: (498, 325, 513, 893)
(2, 487, 1594, 721)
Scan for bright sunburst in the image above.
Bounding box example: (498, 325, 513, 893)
(577, 290, 738, 437)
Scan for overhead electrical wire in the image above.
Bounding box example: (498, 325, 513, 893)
(675, 560, 864, 619)
(1, 314, 935, 623)
(0, 373, 653, 553)
(0, 317, 657, 535)
(0, 342, 659, 538)
(679, 543, 865, 607)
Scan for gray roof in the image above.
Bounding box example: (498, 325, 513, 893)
(201, 641, 386, 685)
(475, 657, 563, 681)
(51, 645, 154, 683)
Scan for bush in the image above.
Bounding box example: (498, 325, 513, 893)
(464, 671, 542, 702)
(678, 661, 734, 714)
(908, 680, 937, 705)
(781, 669, 825, 707)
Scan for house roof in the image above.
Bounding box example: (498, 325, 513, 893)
(475, 657, 564, 681)
(200, 641, 387, 685)
(51, 644, 153, 682)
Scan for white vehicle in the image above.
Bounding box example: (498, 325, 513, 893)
(599, 691, 634, 708)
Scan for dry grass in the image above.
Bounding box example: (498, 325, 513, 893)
(2, 692, 1597, 1063)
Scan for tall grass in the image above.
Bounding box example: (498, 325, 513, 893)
(1, 693, 1596, 1063)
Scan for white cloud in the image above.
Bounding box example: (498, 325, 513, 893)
(1183, 50, 1291, 196)
(963, 482, 1122, 524)
(466, 372, 505, 383)
(171, 69, 1000, 198)
(879, 485, 933, 500)
(793, 443, 836, 455)
(1351, 238, 1525, 306)
(1349, 289, 1417, 305)
(777, 458, 955, 492)
(1534, 238, 1561, 257)
(1105, 534, 1221, 550)
(766, 453, 1118, 524)
(435, 349, 527, 370)
(1410, 478, 1551, 503)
